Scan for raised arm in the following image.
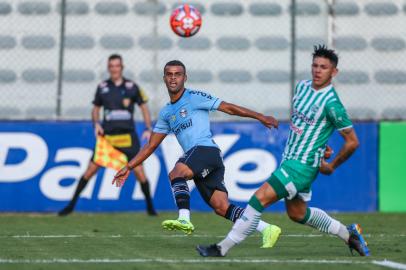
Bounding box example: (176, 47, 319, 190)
(217, 101, 278, 129)
(112, 132, 167, 187)
(319, 128, 359, 175)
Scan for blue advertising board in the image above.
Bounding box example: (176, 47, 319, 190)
(0, 121, 377, 212)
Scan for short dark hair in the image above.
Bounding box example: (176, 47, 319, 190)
(108, 54, 123, 64)
(312, 44, 338, 67)
(164, 60, 186, 74)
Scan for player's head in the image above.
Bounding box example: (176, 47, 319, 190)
(108, 54, 124, 81)
(311, 45, 338, 89)
(163, 60, 187, 94)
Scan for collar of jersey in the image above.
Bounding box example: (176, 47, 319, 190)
(170, 88, 187, 104)
(310, 81, 333, 93)
(108, 77, 127, 88)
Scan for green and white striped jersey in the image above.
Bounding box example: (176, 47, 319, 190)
(282, 80, 352, 167)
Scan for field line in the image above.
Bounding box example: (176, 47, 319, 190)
(372, 260, 406, 270)
(0, 258, 368, 264)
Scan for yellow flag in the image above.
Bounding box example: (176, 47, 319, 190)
(93, 136, 128, 171)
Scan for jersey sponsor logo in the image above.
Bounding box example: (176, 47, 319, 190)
(105, 110, 132, 121)
(125, 81, 134, 89)
(292, 108, 315, 125)
(290, 122, 304, 135)
(201, 168, 210, 178)
(172, 119, 192, 135)
(189, 90, 213, 100)
(179, 108, 188, 118)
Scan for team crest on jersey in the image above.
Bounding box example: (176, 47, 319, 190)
(125, 81, 134, 89)
(180, 108, 188, 118)
(311, 105, 319, 113)
(122, 98, 131, 108)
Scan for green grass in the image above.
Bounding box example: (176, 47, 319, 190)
(0, 212, 405, 270)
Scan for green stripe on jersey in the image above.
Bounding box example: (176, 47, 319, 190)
(283, 80, 352, 167)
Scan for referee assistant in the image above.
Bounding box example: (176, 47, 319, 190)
(58, 54, 157, 216)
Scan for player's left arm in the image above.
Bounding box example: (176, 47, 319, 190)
(217, 101, 278, 129)
(320, 127, 359, 175)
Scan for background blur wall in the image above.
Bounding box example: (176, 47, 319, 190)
(0, 0, 405, 121)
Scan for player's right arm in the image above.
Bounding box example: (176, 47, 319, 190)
(92, 106, 103, 137)
(112, 132, 167, 187)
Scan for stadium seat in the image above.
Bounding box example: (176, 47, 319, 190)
(0, 35, 16, 49)
(65, 35, 95, 50)
(134, 1, 166, 15)
(364, 2, 398, 16)
(371, 37, 406, 52)
(255, 36, 289, 50)
(336, 71, 370, 84)
(63, 69, 95, 83)
(64, 106, 91, 119)
(375, 70, 406, 84)
(26, 107, 56, 119)
(257, 70, 290, 83)
(22, 35, 55, 50)
(217, 37, 250, 50)
(95, 1, 128, 15)
(100, 35, 134, 49)
(347, 108, 377, 120)
(211, 3, 243, 16)
(334, 36, 368, 51)
(139, 36, 172, 50)
(218, 70, 252, 83)
(0, 2, 12, 15)
(330, 2, 359, 16)
(296, 37, 326, 50)
(0, 69, 17, 83)
(0, 107, 23, 119)
(172, 2, 205, 14)
(382, 108, 406, 120)
(22, 69, 56, 83)
(249, 3, 282, 16)
(187, 70, 213, 83)
(56, 1, 89, 15)
(18, 1, 51, 15)
(139, 70, 161, 83)
(292, 2, 321, 16)
(178, 37, 211, 50)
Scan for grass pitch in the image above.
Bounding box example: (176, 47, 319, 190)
(0, 212, 405, 270)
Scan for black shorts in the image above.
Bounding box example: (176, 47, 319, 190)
(91, 132, 140, 162)
(178, 146, 227, 204)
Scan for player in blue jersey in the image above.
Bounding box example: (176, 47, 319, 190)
(113, 60, 280, 248)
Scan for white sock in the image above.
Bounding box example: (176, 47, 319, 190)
(218, 205, 262, 255)
(256, 220, 270, 233)
(178, 209, 190, 221)
(306, 207, 349, 242)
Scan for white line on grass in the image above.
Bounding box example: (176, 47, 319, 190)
(0, 258, 369, 264)
(372, 260, 406, 270)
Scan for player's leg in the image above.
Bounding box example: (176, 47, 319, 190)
(208, 189, 281, 248)
(161, 162, 195, 234)
(286, 197, 369, 256)
(197, 180, 281, 257)
(58, 161, 99, 216)
(133, 165, 157, 216)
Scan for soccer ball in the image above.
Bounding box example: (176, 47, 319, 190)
(170, 4, 202, 38)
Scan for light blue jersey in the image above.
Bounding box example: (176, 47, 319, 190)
(153, 88, 222, 152)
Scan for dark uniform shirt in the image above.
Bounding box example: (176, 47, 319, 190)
(93, 78, 147, 135)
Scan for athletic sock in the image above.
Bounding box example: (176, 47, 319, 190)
(225, 204, 270, 233)
(140, 181, 156, 213)
(301, 207, 349, 242)
(68, 176, 89, 208)
(170, 178, 190, 220)
(218, 196, 264, 256)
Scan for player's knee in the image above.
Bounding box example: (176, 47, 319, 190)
(211, 200, 228, 217)
(287, 209, 305, 223)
